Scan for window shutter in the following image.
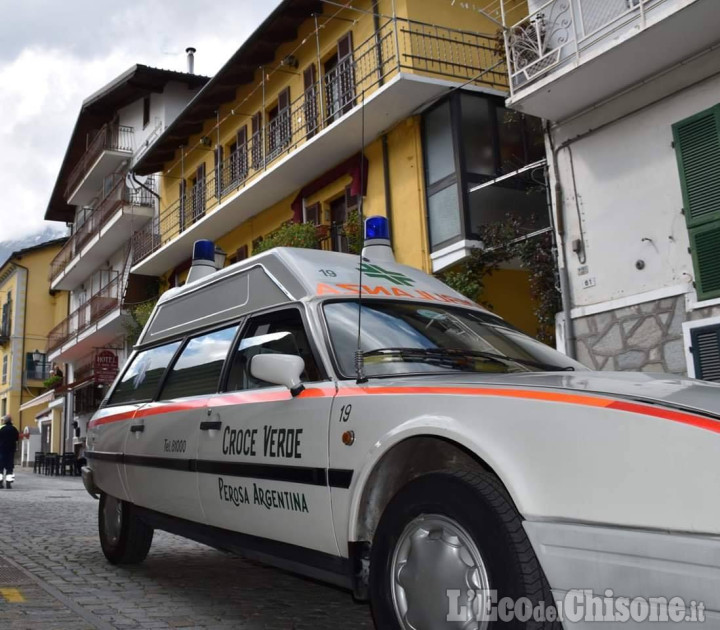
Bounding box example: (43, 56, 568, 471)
(673, 107, 720, 301)
(236, 245, 248, 261)
(672, 107, 720, 228)
(278, 87, 290, 112)
(303, 64, 317, 138)
(689, 220, 720, 300)
(305, 202, 321, 225)
(691, 324, 720, 382)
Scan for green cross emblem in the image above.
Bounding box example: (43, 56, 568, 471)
(359, 263, 415, 286)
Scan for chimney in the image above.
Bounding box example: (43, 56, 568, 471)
(186, 47, 196, 74)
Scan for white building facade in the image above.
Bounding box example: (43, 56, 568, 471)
(501, 0, 720, 379)
(44, 65, 208, 452)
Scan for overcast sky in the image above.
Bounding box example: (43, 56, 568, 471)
(0, 0, 281, 242)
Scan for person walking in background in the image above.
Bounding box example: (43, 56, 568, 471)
(0, 415, 19, 489)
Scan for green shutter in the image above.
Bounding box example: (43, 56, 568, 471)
(672, 107, 720, 228)
(689, 219, 720, 300)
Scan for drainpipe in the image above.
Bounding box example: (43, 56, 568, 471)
(11, 261, 29, 436)
(546, 122, 576, 359)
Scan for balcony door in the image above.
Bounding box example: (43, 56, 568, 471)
(191, 163, 206, 221)
(330, 195, 349, 253)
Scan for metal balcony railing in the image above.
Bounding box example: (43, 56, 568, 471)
(65, 123, 134, 200)
(505, 0, 663, 94)
(132, 16, 506, 265)
(47, 273, 121, 354)
(50, 177, 155, 282)
(26, 360, 51, 382)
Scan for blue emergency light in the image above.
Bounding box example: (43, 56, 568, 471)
(193, 239, 215, 262)
(365, 216, 390, 241)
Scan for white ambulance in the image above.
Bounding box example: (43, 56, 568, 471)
(84, 218, 720, 628)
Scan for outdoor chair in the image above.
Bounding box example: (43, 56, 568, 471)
(43, 453, 59, 476)
(60, 452, 77, 476)
(33, 452, 45, 474)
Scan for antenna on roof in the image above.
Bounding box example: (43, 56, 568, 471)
(354, 92, 367, 385)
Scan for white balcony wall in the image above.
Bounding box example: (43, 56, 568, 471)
(67, 247, 128, 312)
(553, 66, 720, 310)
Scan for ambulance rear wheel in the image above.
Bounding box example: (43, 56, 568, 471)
(369, 470, 557, 630)
(99, 493, 154, 564)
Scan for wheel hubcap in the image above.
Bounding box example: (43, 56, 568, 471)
(103, 496, 123, 546)
(391, 514, 490, 630)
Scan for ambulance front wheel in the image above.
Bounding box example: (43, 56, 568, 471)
(99, 492, 154, 564)
(369, 470, 557, 630)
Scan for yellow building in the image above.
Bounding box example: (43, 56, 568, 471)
(0, 238, 68, 455)
(132, 0, 546, 335)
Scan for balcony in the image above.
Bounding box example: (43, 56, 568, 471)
(25, 359, 51, 383)
(504, 0, 720, 121)
(132, 16, 507, 276)
(47, 273, 125, 363)
(50, 178, 155, 291)
(65, 123, 134, 206)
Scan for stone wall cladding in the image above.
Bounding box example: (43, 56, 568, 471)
(573, 295, 720, 375)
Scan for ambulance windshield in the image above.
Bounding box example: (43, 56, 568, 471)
(323, 301, 584, 378)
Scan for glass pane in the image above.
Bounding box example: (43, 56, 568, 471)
(227, 310, 321, 391)
(428, 183, 462, 248)
(324, 301, 583, 378)
(460, 94, 494, 176)
(468, 171, 549, 237)
(525, 114, 546, 164)
(497, 106, 527, 174)
(423, 102, 455, 185)
(160, 326, 238, 400)
(110, 342, 181, 405)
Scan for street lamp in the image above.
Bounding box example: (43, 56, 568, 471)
(32, 349, 43, 364)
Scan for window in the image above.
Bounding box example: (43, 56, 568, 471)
(1, 294, 12, 338)
(1, 355, 7, 384)
(226, 309, 322, 391)
(673, 107, 720, 301)
(214, 145, 223, 199)
(229, 126, 248, 188)
(421, 92, 547, 251)
(178, 180, 187, 233)
(109, 342, 181, 405)
(324, 33, 355, 124)
(0, 398, 5, 416)
(26, 352, 49, 381)
(143, 96, 151, 128)
(160, 326, 238, 400)
(690, 324, 720, 382)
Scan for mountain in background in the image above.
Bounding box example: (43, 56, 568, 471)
(0, 226, 69, 268)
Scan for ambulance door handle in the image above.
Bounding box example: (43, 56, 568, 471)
(130, 424, 145, 433)
(200, 421, 222, 431)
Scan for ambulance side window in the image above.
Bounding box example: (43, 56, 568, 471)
(109, 342, 181, 405)
(226, 309, 321, 391)
(159, 325, 239, 400)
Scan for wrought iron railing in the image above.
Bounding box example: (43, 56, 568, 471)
(50, 177, 155, 282)
(505, 0, 663, 93)
(132, 16, 505, 265)
(65, 123, 134, 199)
(26, 360, 51, 382)
(47, 273, 121, 354)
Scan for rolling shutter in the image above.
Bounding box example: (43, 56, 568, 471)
(672, 107, 720, 300)
(691, 324, 720, 382)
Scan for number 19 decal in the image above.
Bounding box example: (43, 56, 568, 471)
(339, 404, 352, 422)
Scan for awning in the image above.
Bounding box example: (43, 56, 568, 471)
(35, 409, 51, 421)
(19, 389, 56, 412)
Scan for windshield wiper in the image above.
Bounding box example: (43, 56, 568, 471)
(363, 347, 574, 372)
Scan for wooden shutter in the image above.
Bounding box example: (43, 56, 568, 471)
(337, 32, 355, 114)
(672, 108, 720, 227)
(251, 112, 262, 168)
(278, 87, 291, 148)
(214, 145, 223, 197)
(236, 126, 248, 179)
(673, 107, 720, 300)
(691, 324, 720, 382)
(178, 180, 186, 232)
(236, 245, 249, 261)
(303, 64, 317, 138)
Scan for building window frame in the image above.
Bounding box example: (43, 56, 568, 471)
(682, 314, 720, 380)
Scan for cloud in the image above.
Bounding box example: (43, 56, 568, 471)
(0, 0, 281, 241)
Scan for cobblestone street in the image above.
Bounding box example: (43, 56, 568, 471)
(0, 470, 374, 629)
